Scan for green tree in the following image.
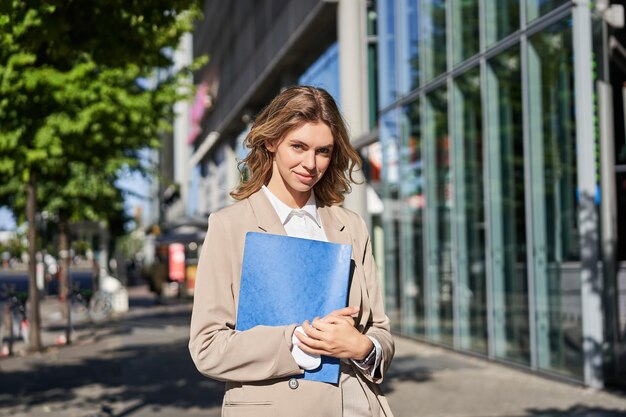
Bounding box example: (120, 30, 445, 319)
(0, 1, 205, 351)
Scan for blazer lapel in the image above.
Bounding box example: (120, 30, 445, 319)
(318, 205, 349, 245)
(318, 205, 366, 327)
(247, 189, 287, 236)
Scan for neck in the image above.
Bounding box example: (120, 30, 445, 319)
(265, 181, 311, 209)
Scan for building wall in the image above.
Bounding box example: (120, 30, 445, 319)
(189, 0, 338, 214)
(376, 0, 624, 387)
(192, 0, 336, 142)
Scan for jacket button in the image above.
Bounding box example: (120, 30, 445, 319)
(288, 378, 299, 389)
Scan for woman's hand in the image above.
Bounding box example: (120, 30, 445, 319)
(294, 306, 373, 360)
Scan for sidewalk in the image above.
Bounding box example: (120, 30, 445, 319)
(385, 338, 626, 416)
(0, 286, 625, 417)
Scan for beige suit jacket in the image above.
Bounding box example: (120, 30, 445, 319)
(189, 190, 395, 417)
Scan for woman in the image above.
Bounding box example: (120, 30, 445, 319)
(189, 86, 395, 417)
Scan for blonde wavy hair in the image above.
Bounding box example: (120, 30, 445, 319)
(230, 86, 362, 206)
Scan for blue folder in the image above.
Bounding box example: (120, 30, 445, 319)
(236, 232, 353, 384)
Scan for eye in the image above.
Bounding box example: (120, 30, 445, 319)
(291, 143, 303, 150)
(317, 147, 331, 155)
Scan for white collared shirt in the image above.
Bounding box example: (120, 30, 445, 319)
(261, 186, 381, 376)
(261, 185, 328, 242)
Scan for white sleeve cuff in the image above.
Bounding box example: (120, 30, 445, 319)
(351, 336, 382, 377)
(291, 326, 321, 371)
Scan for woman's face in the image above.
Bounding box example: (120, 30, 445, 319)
(265, 121, 334, 208)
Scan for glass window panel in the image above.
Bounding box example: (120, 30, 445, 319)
(452, 66, 487, 354)
(484, 0, 519, 46)
(423, 0, 447, 81)
(298, 43, 340, 102)
(451, 0, 480, 65)
(528, 18, 583, 378)
(367, 1, 377, 36)
(399, 100, 426, 336)
(380, 109, 402, 332)
(424, 87, 453, 345)
(188, 164, 201, 215)
(591, 16, 607, 84)
(367, 3, 379, 128)
(368, 44, 379, 129)
(377, 0, 397, 108)
(486, 44, 530, 365)
(617, 174, 626, 263)
(526, 0, 569, 23)
(397, 0, 420, 94)
(359, 142, 386, 334)
(611, 19, 626, 262)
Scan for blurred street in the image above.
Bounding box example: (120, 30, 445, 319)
(1, 286, 626, 417)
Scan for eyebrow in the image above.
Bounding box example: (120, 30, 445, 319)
(289, 139, 334, 149)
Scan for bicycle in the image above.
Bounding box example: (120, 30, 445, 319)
(68, 281, 93, 323)
(89, 290, 112, 322)
(68, 282, 112, 323)
(0, 283, 29, 355)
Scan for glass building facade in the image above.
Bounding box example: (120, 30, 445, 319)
(375, 0, 610, 384)
(189, 0, 625, 388)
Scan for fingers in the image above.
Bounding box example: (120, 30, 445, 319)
(327, 306, 359, 318)
(297, 318, 348, 345)
(296, 339, 328, 356)
(295, 322, 329, 353)
(322, 306, 359, 324)
(313, 315, 356, 331)
(294, 316, 362, 359)
(302, 319, 326, 339)
(323, 314, 355, 327)
(295, 326, 358, 359)
(295, 326, 343, 357)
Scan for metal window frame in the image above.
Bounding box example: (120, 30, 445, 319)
(446, 0, 460, 351)
(572, 0, 604, 389)
(519, 0, 539, 375)
(479, 0, 496, 360)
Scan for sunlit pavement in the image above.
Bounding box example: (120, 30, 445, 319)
(0, 286, 223, 417)
(385, 338, 626, 416)
(1, 286, 625, 417)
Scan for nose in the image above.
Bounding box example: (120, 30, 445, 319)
(302, 150, 316, 171)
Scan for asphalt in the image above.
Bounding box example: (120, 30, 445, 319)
(1, 285, 625, 417)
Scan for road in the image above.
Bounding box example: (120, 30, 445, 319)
(0, 268, 94, 299)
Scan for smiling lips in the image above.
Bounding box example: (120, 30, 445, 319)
(294, 172, 316, 183)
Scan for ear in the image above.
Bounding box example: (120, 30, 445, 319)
(264, 139, 277, 153)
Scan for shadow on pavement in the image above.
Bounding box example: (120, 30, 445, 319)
(0, 297, 224, 417)
(382, 354, 433, 390)
(524, 405, 626, 416)
(0, 339, 224, 416)
(382, 347, 481, 395)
